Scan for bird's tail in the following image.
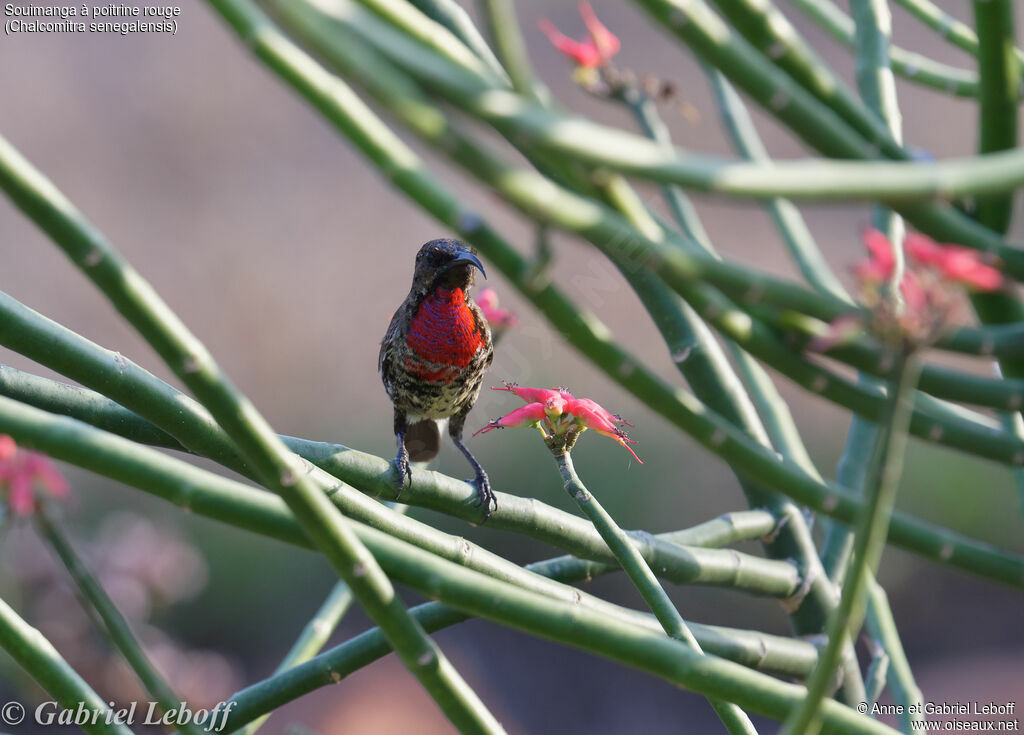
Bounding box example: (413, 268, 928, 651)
(406, 419, 441, 462)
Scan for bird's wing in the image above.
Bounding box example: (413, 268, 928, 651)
(378, 306, 404, 389)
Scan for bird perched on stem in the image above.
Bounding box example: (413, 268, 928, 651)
(379, 239, 496, 516)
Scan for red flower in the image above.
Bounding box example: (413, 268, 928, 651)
(476, 383, 641, 463)
(477, 288, 518, 331)
(854, 228, 897, 283)
(904, 232, 1003, 291)
(0, 435, 14, 462)
(0, 436, 70, 516)
(858, 228, 1003, 292)
(539, 2, 620, 69)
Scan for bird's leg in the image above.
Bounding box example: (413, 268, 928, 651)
(393, 409, 413, 496)
(450, 410, 496, 519)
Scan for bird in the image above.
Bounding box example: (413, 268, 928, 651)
(379, 238, 496, 516)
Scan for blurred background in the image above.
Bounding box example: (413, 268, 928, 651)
(0, 0, 1022, 732)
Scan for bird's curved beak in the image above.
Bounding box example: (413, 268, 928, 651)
(452, 251, 487, 279)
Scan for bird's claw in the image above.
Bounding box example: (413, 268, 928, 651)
(393, 448, 412, 498)
(468, 471, 497, 522)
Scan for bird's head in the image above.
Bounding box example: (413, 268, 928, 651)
(410, 238, 487, 295)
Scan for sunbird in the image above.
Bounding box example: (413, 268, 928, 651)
(379, 239, 496, 515)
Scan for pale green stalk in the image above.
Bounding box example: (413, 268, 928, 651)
(865, 581, 924, 733)
(235, 581, 354, 735)
(34, 508, 204, 735)
(406, 0, 508, 82)
(782, 355, 921, 735)
(894, 0, 1024, 72)
(783, 0, 977, 95)
(0, 597, 135, 735)
(476, 0, 547, 101)
(554, 448, 758, 735)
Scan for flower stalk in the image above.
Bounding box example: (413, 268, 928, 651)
(551, 444, 758, 735)
(782, 351, 922, 735)
(33, 504, 206, 735)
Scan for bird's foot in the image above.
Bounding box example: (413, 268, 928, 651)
(468, 470, 497, 522)
(393, 446, 412, 498)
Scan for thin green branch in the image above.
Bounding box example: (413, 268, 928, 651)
(863, 642, 889, 710)
(706, 69, 851, 303)
(865, 580, 924, 733)
(0, 128, 504, 735)
(236, 580, 354, 735)
(406, 0, 508, 83)
(894, 0, 1024, 73)
(783, 0, 978, 96)
(972, 0, 1019, 233)
(708, 0, 902, 157)
(782, 354, 921, 735)
(555, 449, 758, 735)
(349, 0, 505, 84)
(0, 596, 135, 735)
(970, 0, 1024, 575)
(34, 508, 204, 735)
(828, 0, 904, 613)
(476, 0, 547, 101)
(824, 414, 878, 583)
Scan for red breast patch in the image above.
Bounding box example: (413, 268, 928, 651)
(405, 288, 484, 382)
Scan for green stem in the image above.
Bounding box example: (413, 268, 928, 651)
(892, 0, 982, 59)
(406, 0, 508, 82)
(616, 86, 713, 248)
(554, 448, 758, 735)
(708, 0, 902, 157)
(782, 354, 921, 735)
(0, 115, 504, 735)
(969, 0, 1024, 592)
(895, 0, 1024, 76)
(783, 0, 978, 95)
(706, 69, 851, 303)
(34, 507, 204, 735)
(476, 0, 547, 101)
(352, 0, 504, 83)
(235, 581, 354, 735)
(0, 596, 134, 735)
(865, 580, 924, 733)
(973, 0, 1019, 233)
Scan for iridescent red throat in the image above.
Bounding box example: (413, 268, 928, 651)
(406, 287, 484, 377)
